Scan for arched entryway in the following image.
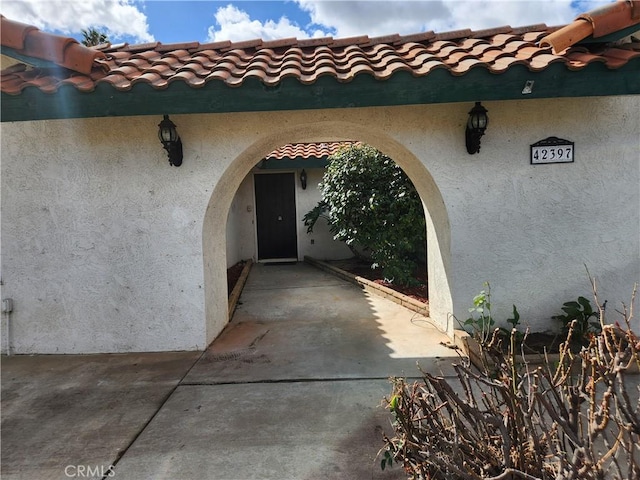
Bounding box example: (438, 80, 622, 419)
(202, 121, 453, 346)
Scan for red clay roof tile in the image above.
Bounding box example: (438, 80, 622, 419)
(0, 16, 38, 49)
(578, 0, 638, 37)
(262, 37, 298, 49)
(124, 42, 160, 53)
(295, 37, 333, 48)
(1, 1, 639, 97)
(156, 42, 200, 53)
(434, 29, 473, 41)
(396, 32, 436, 44)
(470, 26, 514, 38)
(541, 0, 640, 53)
(265, 141, 360, 161)
(0, 15, 105, 75)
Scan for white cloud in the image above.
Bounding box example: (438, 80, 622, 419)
(1, 0, 154, 42)
(206, 4, 329, 42)
(295, 0, 612, 38)
(297, 0, 450, 37)
(441, 1, 580, 31)
(1, 0, 613, 46)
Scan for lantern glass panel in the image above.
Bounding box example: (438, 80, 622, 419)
(476, 113, 487, 129)
(160, 127, 173, 142)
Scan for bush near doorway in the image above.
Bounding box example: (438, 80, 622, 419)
(304, 144, 426, 287)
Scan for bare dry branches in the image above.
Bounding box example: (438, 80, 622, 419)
(382, 286, 639, 480)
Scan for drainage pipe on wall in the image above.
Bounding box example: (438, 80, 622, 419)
(2, 298, 12, 356)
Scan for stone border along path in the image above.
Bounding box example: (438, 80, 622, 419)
(304, 256, 429, 318)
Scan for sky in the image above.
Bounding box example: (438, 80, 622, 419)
(0, 0, 613, 46)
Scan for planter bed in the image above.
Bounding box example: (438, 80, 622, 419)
(455, 329, 566, 370)
(227, 259, 253, 319)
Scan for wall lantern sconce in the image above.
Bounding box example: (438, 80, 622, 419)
(300, 169, 307, 190)
(158, 115, 183, 167)
(465, 102, 489, 154)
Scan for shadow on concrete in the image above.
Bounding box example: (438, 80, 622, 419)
(185, 263, 460, 384)
(1, 263, 463, 480)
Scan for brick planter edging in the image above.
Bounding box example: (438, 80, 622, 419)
(454, 329, 564, 370)
(228, 259, 253, 319)
(304, 256, 429, 317)
(455, 329, 639, 373)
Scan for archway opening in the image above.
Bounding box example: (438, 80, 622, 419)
(203, 121, 453, 346)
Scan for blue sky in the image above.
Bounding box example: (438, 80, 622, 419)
(1, 1, 611, 46)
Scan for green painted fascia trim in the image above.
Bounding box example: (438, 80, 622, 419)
(2, 60, 639, 122)
(259, 157, 329, 169)
(579, 25, 640, 45)
(0, 46, 61, 69)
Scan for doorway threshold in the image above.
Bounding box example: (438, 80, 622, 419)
(258, 258, 298, 265)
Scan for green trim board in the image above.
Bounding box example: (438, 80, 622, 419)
(259, 157, 329, 169)
(578, 24, 640, 45)
(1, 46, 61, 69)
(2, 60, 639, 122)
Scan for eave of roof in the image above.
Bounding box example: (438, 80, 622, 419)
(1, 1, 639, 123)
(2, 59, 638, 123)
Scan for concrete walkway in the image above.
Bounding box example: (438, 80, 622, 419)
(1, 262, 462, 480)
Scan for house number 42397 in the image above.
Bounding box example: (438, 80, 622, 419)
(530, 137, 574, 164)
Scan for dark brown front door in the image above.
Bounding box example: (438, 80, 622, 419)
(254, 173, 298, 260)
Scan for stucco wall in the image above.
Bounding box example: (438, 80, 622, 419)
(1, 96, 638, 353)
(225, 173, 255, 267)
(293, 167, 353, 261)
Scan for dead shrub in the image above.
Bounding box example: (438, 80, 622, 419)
(382, 285, 639, 480)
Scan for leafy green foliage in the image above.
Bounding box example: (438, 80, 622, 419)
(303, 144, 426, 286)
(552, 296, 602, 345)
(506, 304, 520, 329)
(464, 284, 524, 346)
(463, 285, 495, 343)
(380, 448, 394, 471)
(81, 28, 109, 47)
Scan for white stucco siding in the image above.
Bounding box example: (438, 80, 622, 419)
(1, 117, 209, 353)
(225, 173, 255, 267)
(1, 96, 638, 353)
(439, 97, 639, 332)
(296, 168, 353, 261)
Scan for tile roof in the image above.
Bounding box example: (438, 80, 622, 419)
(264, 141, 359, 161)
(541, 0, 640, 52)
(0, 15, 106, 75)
(1, 1, 639, 98)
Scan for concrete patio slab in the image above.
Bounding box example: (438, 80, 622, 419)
(242, 262, 346, 290)
(109, 381, 405, 480)
(1, 263, 463, 480)
(184, 316, 457, 384)
(185, 263, 459, 384)
(1, 352, 200, 480)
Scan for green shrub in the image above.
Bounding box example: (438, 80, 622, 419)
(552, 296, 602, 346)
(304, 144, 426, 286)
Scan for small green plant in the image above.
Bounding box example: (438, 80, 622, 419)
(464, 283, 494, 342)
(463, 285, 525, 351)
(498, 304, 523, 343)
(379, 448, 394, 471)
(506, 304, 520, 329)
(552, 296, 602, 345)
